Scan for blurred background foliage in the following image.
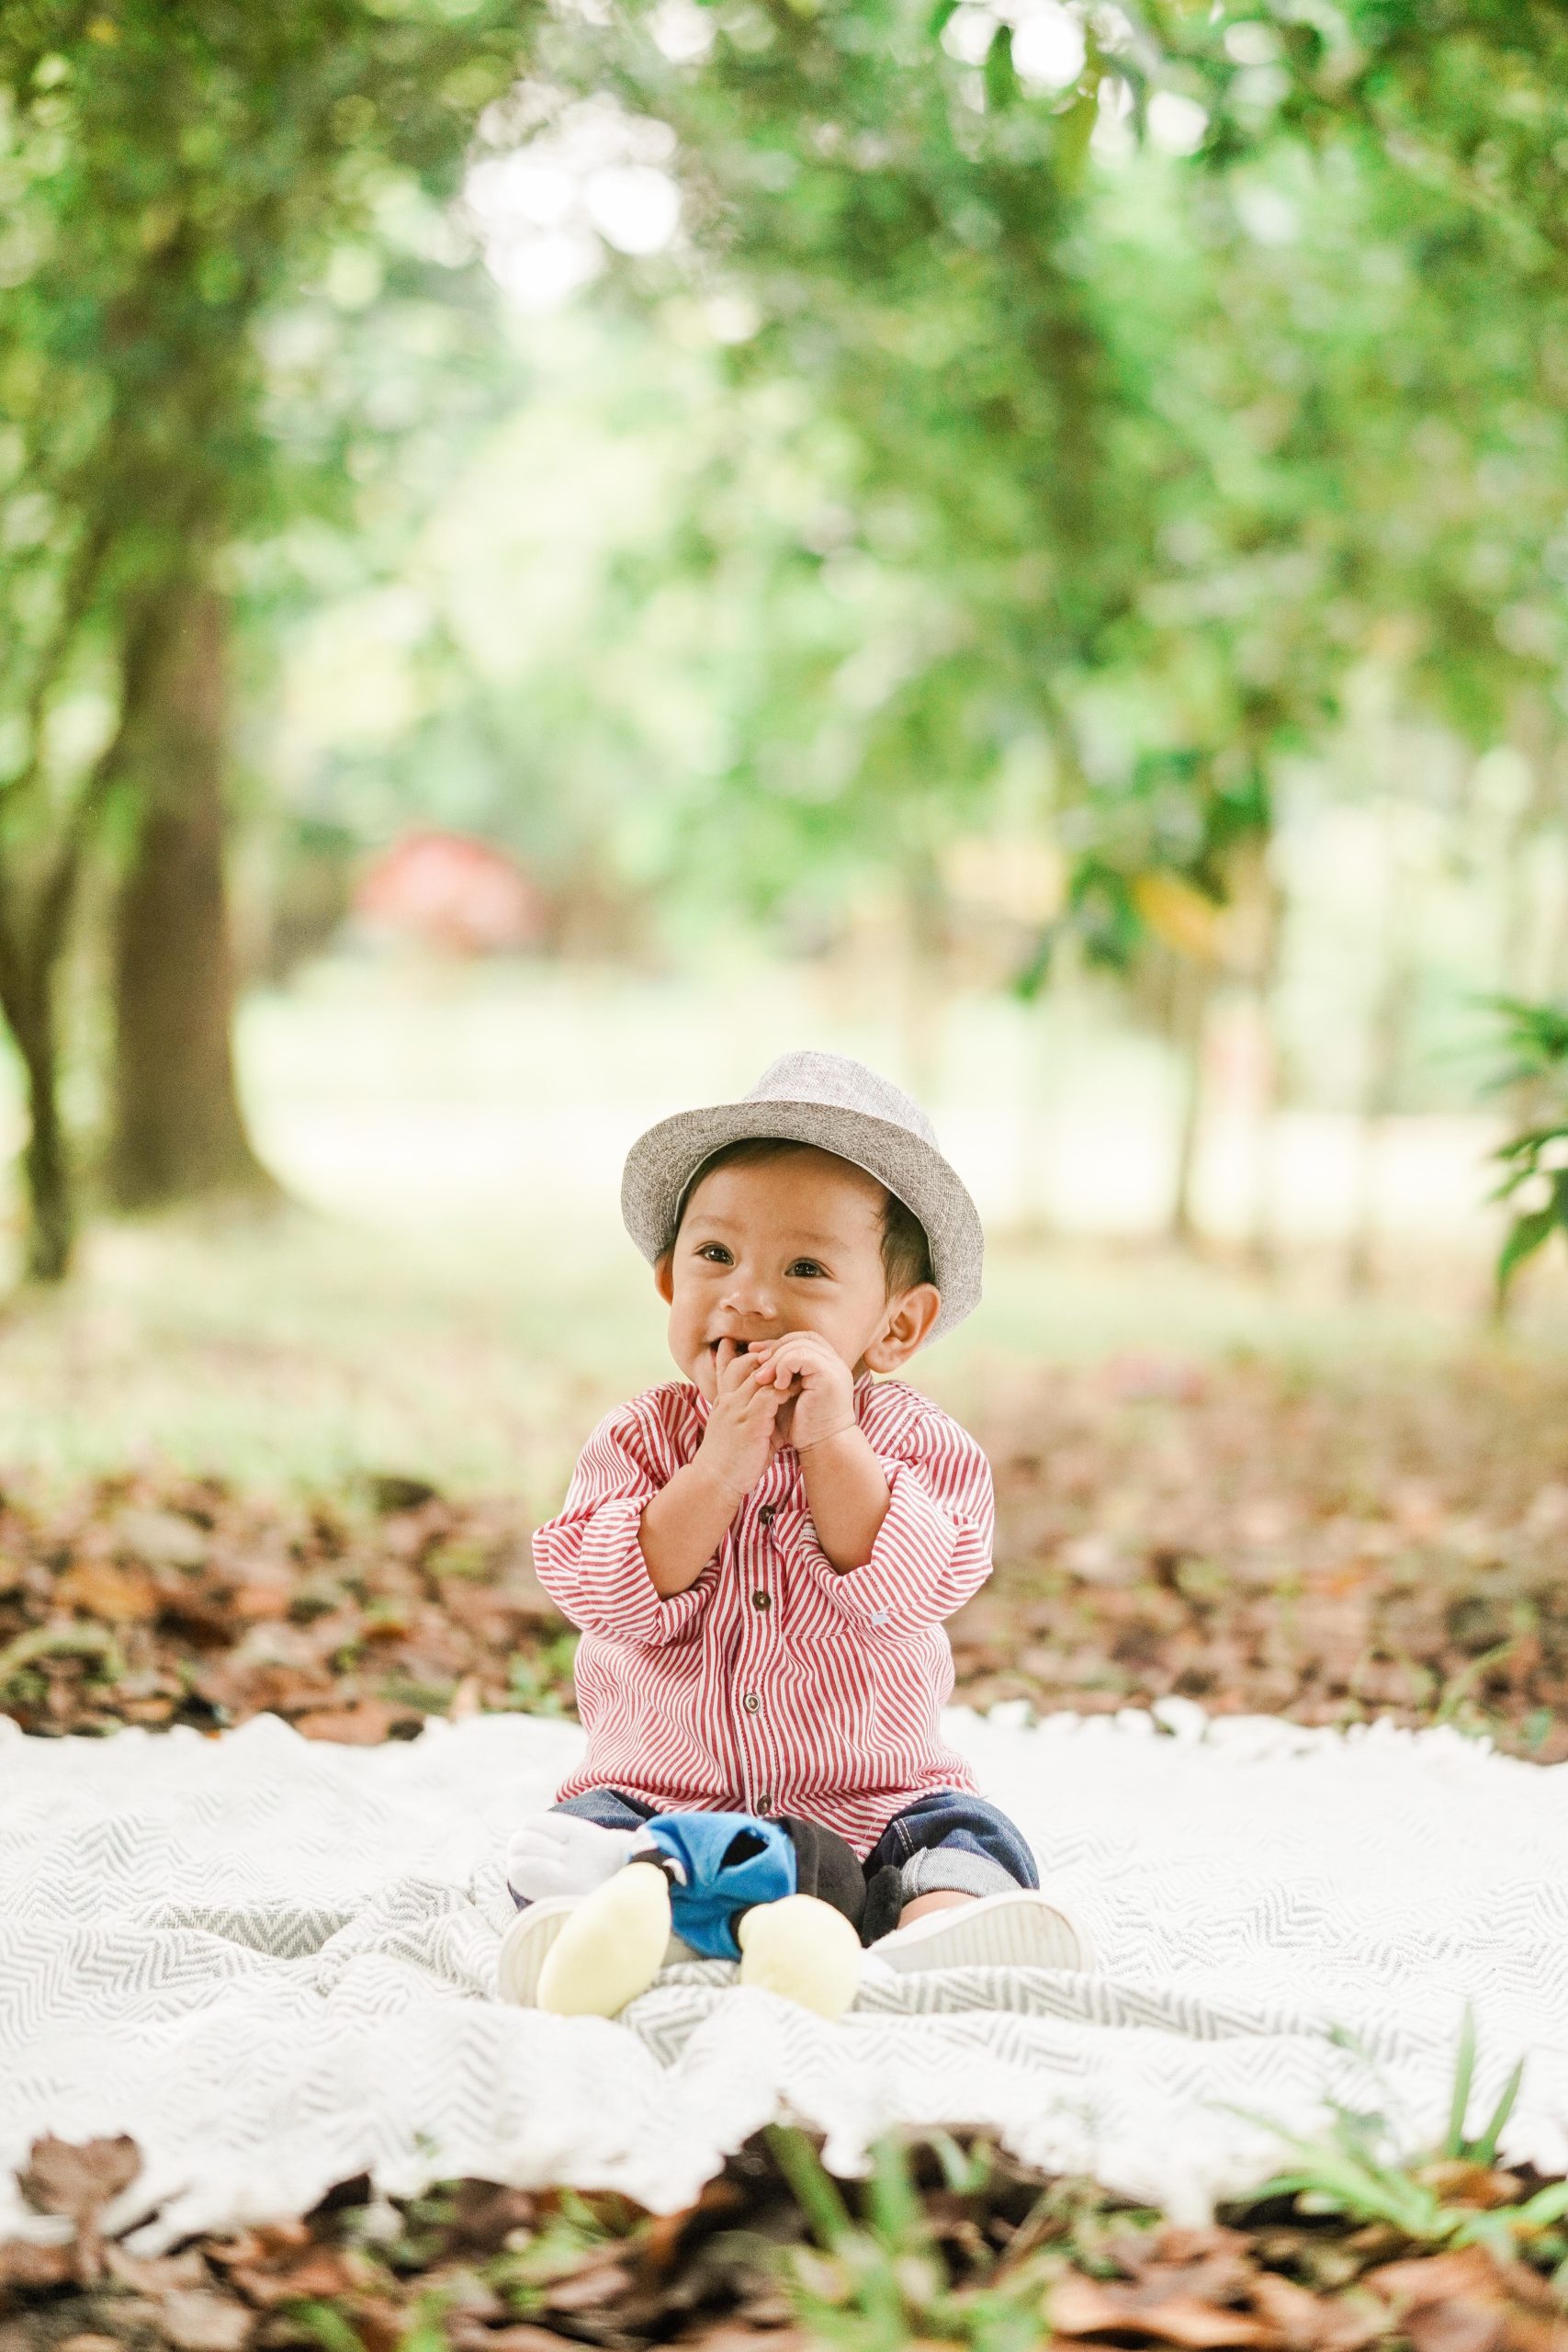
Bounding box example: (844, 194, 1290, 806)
(2, 0, 1568, 1333)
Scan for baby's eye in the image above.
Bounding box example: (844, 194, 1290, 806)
(788, 1259, 827, 1279)
(696, 1244, 733, 1265)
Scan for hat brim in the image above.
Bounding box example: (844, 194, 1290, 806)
(621, 1099, 983, 1340)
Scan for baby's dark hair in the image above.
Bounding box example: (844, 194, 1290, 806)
(676, 1136, 934, 1298)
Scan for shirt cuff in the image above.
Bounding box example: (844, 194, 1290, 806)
(535, 1498, 716, 1645)
(785, 1459, 986, 1635)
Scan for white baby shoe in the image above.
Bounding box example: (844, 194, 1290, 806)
(872, 1889, 1094, 1974)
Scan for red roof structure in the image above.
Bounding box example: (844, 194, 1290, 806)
(353, 831, 547, 956)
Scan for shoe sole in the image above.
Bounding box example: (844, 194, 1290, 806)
(496, 1900, 578, 2007)
(874, 1892, 1093, 1974)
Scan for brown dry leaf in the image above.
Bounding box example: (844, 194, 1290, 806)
(446, 2330, 583, 2352)
(338, 2294, 406, 2352)
(1370, 2248, 1505, 2309)
(227, 2246, 362, 2307)
(440, 2181, 538, 2256)
(1416, 2166, 1526, 2211)
(674, 2333, 816, 2352)
(290, 1703, 396, 1745)
(157, 2287, 254, 2352)
(229, 1584, 292, 1623)
(1050, 2270, 1282, 2346)
(18, 2134, 141, 2225)
(56, 1560, 159, 1623)
(209, 2221, 312, 2270)
(0, 2237, 76, 2297)
(1404, 2300, 1505, 2352)
(542, 2255, 637, 2312)
(1498, 2314, 1568, 2352)
(57, 2336, 125, 2352)
(1247, 2274, 1385, 2352)
(114, 1509, 209, 1570)
(104, 2245, 212, 2293)
(640, 2178, 748, 2277)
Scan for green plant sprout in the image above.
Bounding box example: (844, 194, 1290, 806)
(1242, 2007, 1568, 2273)
(763, 2126, 1148, 2352)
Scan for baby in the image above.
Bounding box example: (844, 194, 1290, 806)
(497, 1050, 1089, 2015)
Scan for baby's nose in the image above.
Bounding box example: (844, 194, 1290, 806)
(721, 1268, 778, 1317)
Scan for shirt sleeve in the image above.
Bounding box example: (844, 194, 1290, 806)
(790, 1406, 995, 1636)
(532, 1399, 716, 1647)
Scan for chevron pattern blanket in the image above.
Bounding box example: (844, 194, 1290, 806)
(3, 1705, 1565, 2246)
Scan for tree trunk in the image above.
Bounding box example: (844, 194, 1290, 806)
(107, 583, 270, 1210)
(15, 1003, 73, 1282)
(1168, 960, 1213, 1250)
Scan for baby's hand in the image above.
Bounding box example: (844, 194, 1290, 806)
(749, 1330, 856, 1453)
(695, 1339, 791, 1499)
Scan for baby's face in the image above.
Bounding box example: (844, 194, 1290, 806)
(658, 1148, 912, 1402)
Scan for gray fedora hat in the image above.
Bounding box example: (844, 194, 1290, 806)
(621, 1049, 984, 1340)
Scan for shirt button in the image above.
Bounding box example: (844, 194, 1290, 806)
(742, 1690, 761, 1713)
(756, 1791, 772, 1814)
(752, 1589, 771, 1611)
(757, 1504, 776, 1527)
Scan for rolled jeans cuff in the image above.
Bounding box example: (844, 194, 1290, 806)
(901, 1848, 1019, 1903)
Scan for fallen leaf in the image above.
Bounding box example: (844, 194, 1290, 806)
(158, 2288, 254, 2352)
(56, 1560, 158, 1623)
(1499, 2313, 1568, 2352)
(114, 1509, 209, 1570)
(1247, 2274, 1385, 2352)
(229, 1583, 293, 1623)
(228, 2246, 360, 2307)
(340, 2293, 406, 2352)
(104, 2245, 212, 2293)
(446, 2330, 581, 2352)
(290, 1703, 396, 1745)
(1370, 2249, 1505, 2308)
(1049, 2271, 1281, 2346)
(0, 2237, 75, 2298)
(1415, 2165, 1525, 2211)
(1404, 2301, 1505, 2352)
(543, 2256, 637, 2312)
(640, 2177, 747, 2275)
(18, 2134, 141, 2224)
(441, 2181, 538, 2256)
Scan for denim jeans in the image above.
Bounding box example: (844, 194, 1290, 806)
(554, 1785, 1038, 1930)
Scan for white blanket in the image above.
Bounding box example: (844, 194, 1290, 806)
(3, 1704, 1565, 2245)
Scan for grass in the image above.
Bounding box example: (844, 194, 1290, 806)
(0, 1202, 1562, 1500)
(1, 956, 1564, 1493)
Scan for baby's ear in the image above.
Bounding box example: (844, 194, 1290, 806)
(654, 1253, 675, 1305)
(863, 1283, 941, 1372)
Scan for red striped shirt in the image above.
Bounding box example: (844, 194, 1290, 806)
(533, 1377, 994, 1856)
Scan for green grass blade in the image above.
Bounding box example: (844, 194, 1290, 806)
(1469, 2055, 1526, 2165)
(1445, 2006, 1477, 2157)
(767, 2124, 855, 2251)
(866, 2135, 924, 2255)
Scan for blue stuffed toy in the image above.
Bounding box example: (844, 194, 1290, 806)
(636, 1812, 796, 1960)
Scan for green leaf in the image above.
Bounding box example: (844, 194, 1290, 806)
(1468, 2054, 1525, 2167)
(767, 2125, 855, 2251)
(1495, 1205, 1559, 1302)
(1444, 2006, 1477, 2158)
